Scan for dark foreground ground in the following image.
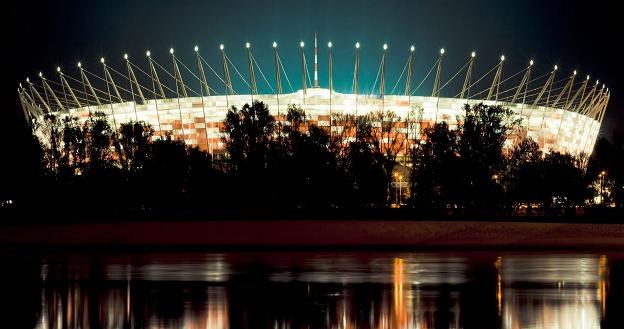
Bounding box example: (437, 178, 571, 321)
(2, 218, 624, 249)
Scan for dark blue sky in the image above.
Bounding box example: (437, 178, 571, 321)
(4, 0, 621, 135)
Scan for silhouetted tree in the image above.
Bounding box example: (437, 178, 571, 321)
(142, 135, 188, 209)
(116, 121, 153, 173)
(587, 135, 624, 206)
(60, 116, 87, 176)
(457, 103, 518, 208)
(222, 101, 278, 207)
(83, 112, 117, 173)
(343, 116, 388, 207)
(410, 122, 461, 208)
(223, 101, 276, 173)
(504, 138, 544, 212)
(541, 151, 591, 208)
(278, 105, 348, 208)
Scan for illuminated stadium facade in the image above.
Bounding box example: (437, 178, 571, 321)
(17, 36, 610, 157)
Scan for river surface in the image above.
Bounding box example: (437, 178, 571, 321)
(2, 250, 623, 328)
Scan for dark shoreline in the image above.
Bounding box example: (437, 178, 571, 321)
(2, 207, 624, 225)
(2, 218, 624, 250)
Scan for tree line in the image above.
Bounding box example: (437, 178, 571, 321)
(20, 101, 622, 213)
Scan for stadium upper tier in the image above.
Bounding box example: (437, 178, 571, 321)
(17, 41, 610, 157)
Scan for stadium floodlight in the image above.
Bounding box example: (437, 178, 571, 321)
(383, 43, 388, 50)
(300, 41, 304, 48)
(146, 50, 151, 57)
(220, 44, 224, 50)
(77, 62, 81, 68)
(273, 41, 277, 48)
(169, 48, 174, 54)
(100, 57, 105, 64)
(194, 45, 199, 52)
(124, 53, 128, 60)
(246, 42, 250, 49)
(328, 41, 332, 48)
(471, 51, 476, 58)
(355, 42, 360, 49)
(500, 55, 505, 61)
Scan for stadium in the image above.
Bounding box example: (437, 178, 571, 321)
(17, 36, 610, 157)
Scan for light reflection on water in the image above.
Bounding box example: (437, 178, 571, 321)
(23, 252, 614, 328)
(500, 255, 607, 329)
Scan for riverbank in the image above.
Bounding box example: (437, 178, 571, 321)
(2, 220, 624, 249)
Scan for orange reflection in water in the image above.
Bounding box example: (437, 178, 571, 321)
(393, 257, 407, 329)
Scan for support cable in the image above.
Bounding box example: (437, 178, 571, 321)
(411, 59, 439, 96)
(390, 56, 410, 95)
(277, 54, 294, 93)
(250, 53, 276, 94)
(438, 59, 471, 93)
(453, 62, 500, 99)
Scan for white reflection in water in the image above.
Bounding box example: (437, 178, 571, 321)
(500, 254, 608, 329)
(280, 254, 467, 285)
(105, 254, 230, 282)
(31, 252, 611, 329)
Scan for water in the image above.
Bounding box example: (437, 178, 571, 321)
(2, 251, 622, 328)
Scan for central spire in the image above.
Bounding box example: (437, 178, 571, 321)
(313, 32, 319, 88)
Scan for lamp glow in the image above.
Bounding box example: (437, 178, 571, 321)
(100, 57, 105, 63)
(530, 59, 534, 66)
(124, 53, 128, 60)
(471, 51, 476, 58)
(219, 44, 224, 50)
(554, 65, 558, 70)
(56, 66, 61, 72)
(383, 43, 388, 50)
(500, 55, 505, 61)
(77, 62, 81, 68)
(194, 45, 199, 52)
(39, 72, 42, 77)
(587, 75, 590, 80)
(273, 41, 277, 48)
(146, 50, 151, 57)
(440, 48, 445, 55)
(328, 41, 332, 48)
(26, 77, 29, 83)
(169, 48, 174, 54)
(246, 42, 250, 49)
(411, 45, 415, 52)
(355, 42, 360, 49)
(300, 41, 304, 48)
(573, 70, 577, 75)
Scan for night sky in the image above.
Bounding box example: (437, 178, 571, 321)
(2, 0, 621, 196)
